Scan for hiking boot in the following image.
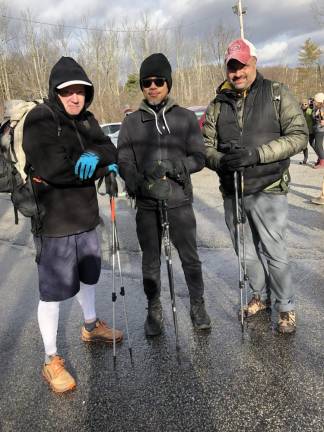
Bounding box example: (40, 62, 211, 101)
(240, 295, 267, 319)
(42, 355, 76, 394)
(81, 319, 123, 344)
(190, 298, 211, 330)
(144, 298, 163, 337)
(278, 311, 296, 334)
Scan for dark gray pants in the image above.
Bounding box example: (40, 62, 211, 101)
(224, 192, 294, 312)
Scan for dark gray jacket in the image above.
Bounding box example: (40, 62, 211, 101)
(117, 98, 205, 209)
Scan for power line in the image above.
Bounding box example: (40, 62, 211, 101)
(0, 13, 213, 34)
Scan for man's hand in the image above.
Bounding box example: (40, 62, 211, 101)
(144, 162, 167, 181)
(75, 152, 100, 180)
(107, 163, 119, 176)
(141, 178, 171, 201)
(220, 148, 259, 171)
(163, 159, 187, 184)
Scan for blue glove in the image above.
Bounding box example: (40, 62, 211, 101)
(75, 152, 100, 180)
(107, 163, 119, 175)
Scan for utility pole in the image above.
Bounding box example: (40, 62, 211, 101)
(232, 0, 247, 39)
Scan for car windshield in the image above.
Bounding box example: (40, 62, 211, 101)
(108, 124, 121, 134)
(102, 124, 121, 136)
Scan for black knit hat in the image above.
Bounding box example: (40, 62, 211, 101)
(139, 53, 172, 91)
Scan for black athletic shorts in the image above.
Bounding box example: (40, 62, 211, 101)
(35, 229, 101, 302)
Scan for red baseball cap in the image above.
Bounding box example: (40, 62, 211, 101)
(225, 38, 257, 65)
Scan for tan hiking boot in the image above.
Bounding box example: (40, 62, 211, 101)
(278, 311, 296, 334)
(42, 355, 76, 394)
(241, 295, 267, 318)
(81, 319, 123, 344)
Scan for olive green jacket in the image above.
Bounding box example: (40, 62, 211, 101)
(203, 79, 308, 176)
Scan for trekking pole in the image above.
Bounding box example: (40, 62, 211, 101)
(111, 197, 134, 365)
(234, 170, 246, 332)
(159, 200, 180, 351)
(239, 170, 249, 312)
(110, 196, 117, 368)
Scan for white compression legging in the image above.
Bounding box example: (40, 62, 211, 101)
(37, 284, 97, 356)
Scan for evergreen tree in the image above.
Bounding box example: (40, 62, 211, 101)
(298, 38, 322, 66)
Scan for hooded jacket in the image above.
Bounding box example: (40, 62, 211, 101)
(203, 73, 308, 195)
(117, 97, 205, 209)
(23, 57, 116, 236)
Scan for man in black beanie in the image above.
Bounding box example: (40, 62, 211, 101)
(118, 53, 211, 337)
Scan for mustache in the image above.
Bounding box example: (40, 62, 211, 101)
(232, 75, 246, 81)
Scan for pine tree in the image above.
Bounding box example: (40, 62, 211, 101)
(298, 38, 322, 66)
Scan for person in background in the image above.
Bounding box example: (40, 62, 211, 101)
(312, 92, 324, 169)
(300, 99, 314, 164)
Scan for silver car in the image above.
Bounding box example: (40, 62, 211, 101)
(101, 122, 122, 147)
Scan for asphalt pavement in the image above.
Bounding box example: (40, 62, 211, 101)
(0, 149, 323, 432)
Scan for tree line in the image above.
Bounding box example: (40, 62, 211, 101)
(0, 5, 323, 123)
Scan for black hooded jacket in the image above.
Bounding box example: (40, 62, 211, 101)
(118, 98, 205, 210)
(23, 57, 116, 237)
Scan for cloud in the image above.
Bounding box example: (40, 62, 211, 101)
(258, 42, 289, 65)
(5, 0, 324, 65)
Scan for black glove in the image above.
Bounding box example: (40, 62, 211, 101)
(163, 159, 187, 184)
(105, 172, 118, 197)
(144, 162, 167, 181)
(220, 148, 259, 172)
(141, 178, 171, 201)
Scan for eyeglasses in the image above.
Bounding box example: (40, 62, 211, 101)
(141, 78, 166, 88)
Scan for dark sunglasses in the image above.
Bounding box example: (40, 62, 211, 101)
(141, 78, 166, 88)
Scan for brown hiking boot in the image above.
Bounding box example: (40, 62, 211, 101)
(278, 311, 296, 334)
(81, 319, 123, 344)
(240, 295, 267, 319)
(42, 355, 76, 394)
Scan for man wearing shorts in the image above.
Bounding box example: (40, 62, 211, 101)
(23, 56, 123, 393)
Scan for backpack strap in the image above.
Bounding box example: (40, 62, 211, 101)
(42, 103, 62, 137)
(271, 81, 281, 122)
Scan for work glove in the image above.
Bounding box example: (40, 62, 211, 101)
(141, 178, 171, 201)
(220, 148, 259, 172)
(107, 163, 119, 176)
(75, 152, 100, 180)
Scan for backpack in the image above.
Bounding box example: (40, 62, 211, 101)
(0, 100, 60, 232)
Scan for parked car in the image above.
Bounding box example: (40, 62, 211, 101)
(101, 122, 122, 147)
(187, 106, 207, 129)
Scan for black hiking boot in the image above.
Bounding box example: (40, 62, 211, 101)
(190, 298, 211, 330)
(144, 298, 163, 337)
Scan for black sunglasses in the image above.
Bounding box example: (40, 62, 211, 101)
(141, 78, 166, 88)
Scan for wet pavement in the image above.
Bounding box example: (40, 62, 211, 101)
(0, 150, 323, 432)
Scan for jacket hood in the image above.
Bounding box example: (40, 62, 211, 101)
(139, 97, 178, 115)
(48, 57, 94, 112)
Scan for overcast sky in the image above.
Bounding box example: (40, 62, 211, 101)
(5, 0, 324, 66)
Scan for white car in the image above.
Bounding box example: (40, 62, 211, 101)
(101, 122, 122, 147)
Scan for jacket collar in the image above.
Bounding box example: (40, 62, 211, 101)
(139, 97, 178, 122)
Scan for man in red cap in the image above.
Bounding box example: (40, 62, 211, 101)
(203, 38, 308, 334)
